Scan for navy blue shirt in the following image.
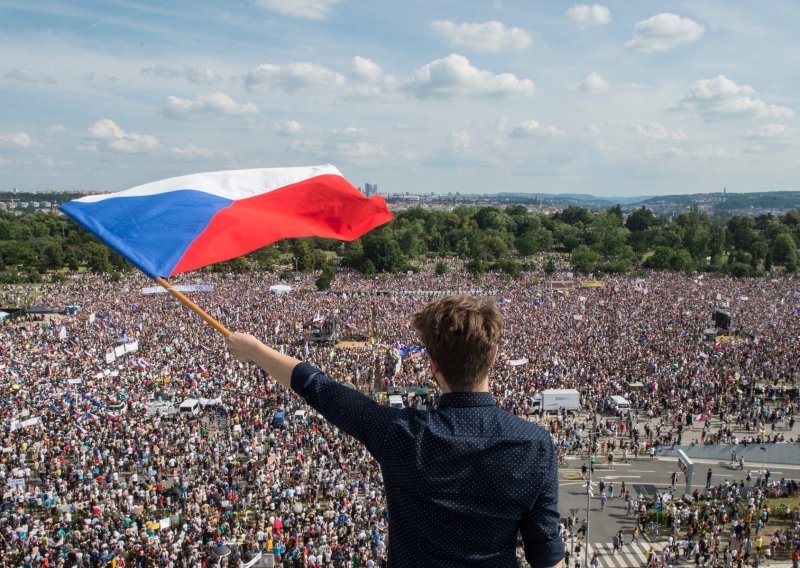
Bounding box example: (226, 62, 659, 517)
(291, 362, 564, 568)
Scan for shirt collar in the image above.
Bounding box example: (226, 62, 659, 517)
(437, 391, 496, 408)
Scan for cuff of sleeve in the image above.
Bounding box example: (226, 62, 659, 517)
(526, 538, 564, 568)
(290, 361, 323, 396)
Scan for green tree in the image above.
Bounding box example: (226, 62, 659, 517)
(726, 216, 757, 251)
(40, 241, 65, 271)
(644, 246, 674, 269)
(588, 211, 628, 258)
(677, 205, 710, 260)
(362, 231, 404, 272)
(625, 207, 657, 233)
(571, 245, 598, 274)
(557, 206, 593, 227)
(434, 261, 448, 275)
(772, 234, 798, 271)
(669, 249, 695, 272)
(292, 240, 316, 272)
(84, 243, 112, 273)
(481, 235, 508, 260)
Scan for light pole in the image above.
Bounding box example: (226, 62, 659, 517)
(569, 507, 580, 568)
(583, 428, 598, 568)
(292, 257, 298, 271)
(759, 446, 767, 484)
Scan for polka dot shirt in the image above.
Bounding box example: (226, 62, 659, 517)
(292, 362, 565, 568)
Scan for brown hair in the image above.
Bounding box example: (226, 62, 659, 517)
(411, 295, 501, 391)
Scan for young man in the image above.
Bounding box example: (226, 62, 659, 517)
(226, 295, 564, 568)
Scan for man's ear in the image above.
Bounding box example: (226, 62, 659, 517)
(427, 354, 440, 376)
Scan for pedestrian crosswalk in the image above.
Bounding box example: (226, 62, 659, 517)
(581, 542, 687, 568)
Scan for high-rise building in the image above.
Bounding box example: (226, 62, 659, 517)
(363, 183, 378, 196)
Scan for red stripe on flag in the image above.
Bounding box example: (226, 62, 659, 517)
(171, 174, 392, 276)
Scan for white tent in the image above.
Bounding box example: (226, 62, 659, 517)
(269, 284, 293, 295)
(0, 312, 9, 320)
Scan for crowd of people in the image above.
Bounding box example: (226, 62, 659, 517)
(0, 261, 799, 567)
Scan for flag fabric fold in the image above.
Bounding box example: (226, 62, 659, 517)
(60, 165, 392, 278)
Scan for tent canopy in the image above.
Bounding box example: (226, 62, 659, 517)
(269, 284, 293, 295)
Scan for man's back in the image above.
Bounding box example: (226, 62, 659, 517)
(383, 392, 561, 566)
(291, 363, 563, 568)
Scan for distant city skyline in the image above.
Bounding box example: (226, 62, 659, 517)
(0, 1, 798, 196)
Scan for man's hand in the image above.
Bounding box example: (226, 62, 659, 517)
(223, 331, 300, 389)
(225, 332, 259, 363)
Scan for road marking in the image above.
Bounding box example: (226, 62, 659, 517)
(586, 542, 654, 568)
(591, 475, 641, 479)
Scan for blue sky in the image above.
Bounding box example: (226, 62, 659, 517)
(0, 0, 798, 196)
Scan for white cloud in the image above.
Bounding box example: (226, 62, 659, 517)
(330, 126, 369, 139)
(571, 71, 608, 94)
(86, 119, 158, 153)
(289, 137, 384, 163)
(275, 120, 303, 136)
(5, 69, 57, 85)
(741, 123, 788, 140)
(509, 120, 564, 138)
(85, 72, 118, 83)
(628, 123, 688, 141)
(245, 62, 345, 93)
(142, 64, 222, 84)
(431, 20, 532, 52)
(46, 124, 66, 135)
(331, 141, 384, 160)
(170, 144, 230, 159)
(447, 130, 472, 150)
(0, 132, 34, 150)
(350, 56, 384, 84)
(254, 0, 341, 20)
(625, 13, 704, 53)
(163, 92, 259, 120)
(566, 5, 611, 29)
(581, 125, 603, 138)
(677, 75, 794, 121)
(406, 54, 535, 99)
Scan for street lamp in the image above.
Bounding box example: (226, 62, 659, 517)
(292, 257, 298, 271)
(569, 507, 580, 568)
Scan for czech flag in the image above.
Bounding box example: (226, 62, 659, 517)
(60, 165, 392, 279)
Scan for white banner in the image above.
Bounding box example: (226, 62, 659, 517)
(67, 378, 83, 385)
(9, 417, 41, 431)
(141, 284, 213, 295)
(58, 326, 68, 340)
(112, 340, 139, 360)
(506, 358, 529, 367)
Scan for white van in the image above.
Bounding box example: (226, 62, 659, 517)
(609, 395, 630, 415)
(388, 395, 405, 409)
(179, 398, 201, 416)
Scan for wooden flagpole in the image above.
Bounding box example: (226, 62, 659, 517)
(155, 277, 231, 336)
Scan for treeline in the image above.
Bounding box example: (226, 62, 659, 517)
(338, 204, 799, 277)
(0, 204, 798, 285)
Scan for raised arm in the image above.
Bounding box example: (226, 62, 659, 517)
(225, 332, 299, 388)
(225, 331, 396, 461)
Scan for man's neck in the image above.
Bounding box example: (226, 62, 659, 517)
(436, 375, 489, 394)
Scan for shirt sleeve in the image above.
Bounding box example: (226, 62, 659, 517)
(520, 439, 565, 568)
(290, 361, 397, 463)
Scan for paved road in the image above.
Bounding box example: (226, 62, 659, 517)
(558, 453, 800, 557)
